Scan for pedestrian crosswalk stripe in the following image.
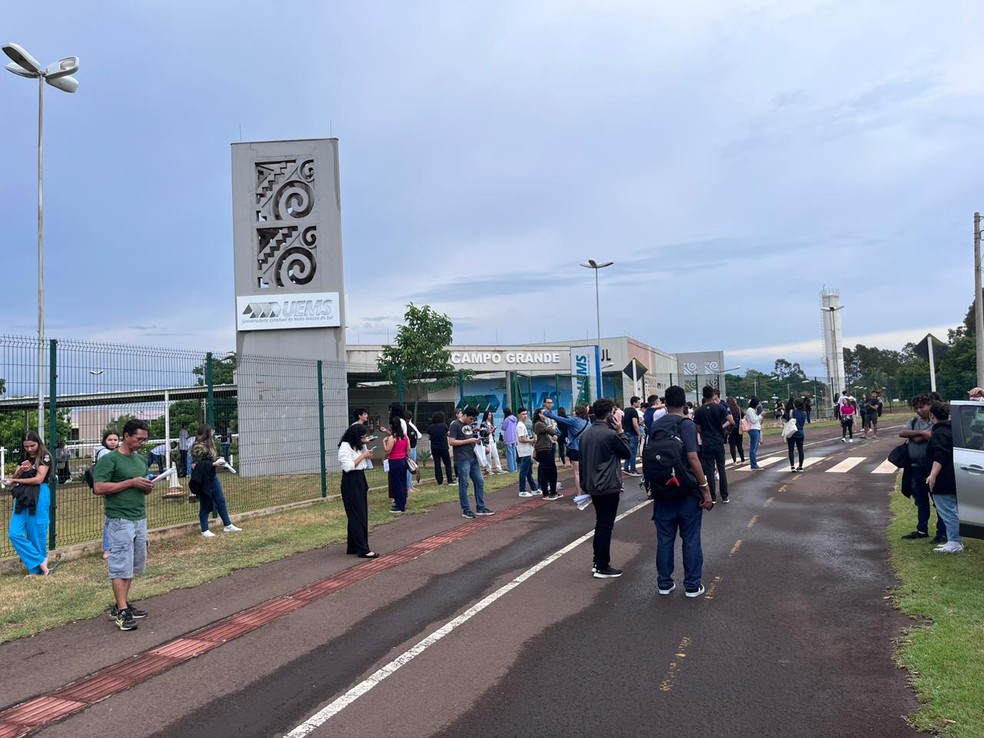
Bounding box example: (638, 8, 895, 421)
(826, 457, 867, 473)
(799, 457, 826, 469)
(872, 460, 898, 474)
(756, 457, 785, 468)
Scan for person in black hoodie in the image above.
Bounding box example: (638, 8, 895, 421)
(926, 401, 963, 553)
(578, 398, 631, 579)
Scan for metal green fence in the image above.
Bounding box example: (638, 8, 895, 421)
(0, 336, 349, 561)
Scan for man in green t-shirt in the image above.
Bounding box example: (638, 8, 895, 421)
(93, 418, 154, 632)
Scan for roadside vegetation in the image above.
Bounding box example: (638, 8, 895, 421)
(890, 486, 984, 737)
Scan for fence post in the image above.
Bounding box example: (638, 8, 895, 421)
(317, 360, 327, 498)
(48, 339, 58, 549)
(206, 351, 215, 426)
(458, 371, 465, 407)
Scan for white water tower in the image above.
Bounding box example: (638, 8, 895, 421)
(820, 289, 846, 406)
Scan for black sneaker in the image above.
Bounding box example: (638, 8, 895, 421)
(462, 510, 477, 519)
(720, 495, 730, 504)
(593, 565, 623, 579)
(901, 531, 929, 540)
(930, 534, 947, 545)
(475, 508, 496, 516)
(684, 584, 706, 598)
(127, 602, 148, 619)
(114, 608, 138, 631)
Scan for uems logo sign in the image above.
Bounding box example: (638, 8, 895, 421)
(236, 292, 341, 331)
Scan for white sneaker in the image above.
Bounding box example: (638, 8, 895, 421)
(223, 524, 242, 533)
(557, 482, 564, 490)
(201, 530, 217, 538)
(934, 541, 964, 553)
(518, 491, 534, 498)
(848, 438, 854, 443)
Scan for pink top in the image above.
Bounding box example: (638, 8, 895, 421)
(388, 436, 409, 460)
(840, 401, 855, 418)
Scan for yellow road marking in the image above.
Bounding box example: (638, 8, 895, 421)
(747, 514, 759, 528)
(659, 636, 692, 693)
(705, 575, 722, 601)
(729, 539, 742, 557)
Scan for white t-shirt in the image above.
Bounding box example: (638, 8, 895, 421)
(517, 422, 534, 458)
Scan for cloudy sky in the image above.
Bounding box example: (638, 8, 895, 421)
(3, 0, 982, 376)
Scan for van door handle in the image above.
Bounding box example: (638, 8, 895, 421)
(960, 465, 984, 473)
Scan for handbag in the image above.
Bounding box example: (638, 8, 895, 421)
(887, 443, 910, 469)
(781, 416, 798, 439)
(406, 457, 418, 473)
(739, 417, 752, 433)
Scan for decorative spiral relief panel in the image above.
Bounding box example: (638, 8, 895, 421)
(253, 159, 318, 288)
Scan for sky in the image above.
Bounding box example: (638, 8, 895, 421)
(3, 0, 983, 377)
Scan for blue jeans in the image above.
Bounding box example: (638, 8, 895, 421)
(933, 493, 961, 544)
(505, 443, 518, 472)
(654, 494, 704, 590)
(518, 455, 538, 492)
(200, 476, 233, 530)
(407, 447, 417, 489)
(623, 433, 639, 472)
(456, 456, 487, 512)
(748, 429, 761, 468)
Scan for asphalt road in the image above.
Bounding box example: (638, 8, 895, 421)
(9, 423, 923, 738)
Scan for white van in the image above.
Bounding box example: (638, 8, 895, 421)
(950, 400, 984, 539)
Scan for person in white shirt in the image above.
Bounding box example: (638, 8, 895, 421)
(516, 408, 540, 497)
(745, 396, 765, 469)
(338, 424, 378, 558)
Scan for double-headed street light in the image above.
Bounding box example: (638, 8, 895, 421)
(580, 259, 614, 401)
(4, 43, 80, 440)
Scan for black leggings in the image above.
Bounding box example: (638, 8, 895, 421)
(536, 449, 557, 495)
(787, 436, 804, 469)
(841, 418, 854, 439)
(433, 449, 453, 484)
(728, 431, 745, 462)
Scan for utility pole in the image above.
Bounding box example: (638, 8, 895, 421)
(975, 212, 984, 387)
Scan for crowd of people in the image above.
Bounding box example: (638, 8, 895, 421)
(9, 382, 974, 633)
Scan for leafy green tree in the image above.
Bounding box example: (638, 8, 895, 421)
(377, 303, 457, 418)
(0, 409, 73, 461)
(193, 353, 236, 386)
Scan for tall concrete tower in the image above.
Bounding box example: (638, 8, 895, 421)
(821, 288, 845, 403)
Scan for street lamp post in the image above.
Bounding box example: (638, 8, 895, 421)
(580, 259, 613, 401)
(3, 43, 79, 440)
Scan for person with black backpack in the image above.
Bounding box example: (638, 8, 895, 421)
(644, 385, 714, 598)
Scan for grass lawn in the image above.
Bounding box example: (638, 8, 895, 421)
(0, 470, 521, 645)
(889, 485, 984, 737)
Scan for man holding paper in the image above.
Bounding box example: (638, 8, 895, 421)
(93, 418, 154, 632)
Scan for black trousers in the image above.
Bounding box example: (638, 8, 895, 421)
(179, 449, 188, 477)
(591, 492, 621, 568)
(700, 445, 728, 500)
(728, 431, 745, 462)
(787, 436, 804, 468)
(536, 449, 557, 494)
(433, 449, 453, 484)
(340, 470, 370, 555)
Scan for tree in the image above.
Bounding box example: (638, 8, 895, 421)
(0, 408, 73, 463)
(377, 303, 456, 418)
(193, 353, 236, 386)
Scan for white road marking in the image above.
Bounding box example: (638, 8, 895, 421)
(872, 460, 898, 474)
(285, 499, 652, 737)
(756, 456, 785, 468)
(800, 457, 827, 469)
(826, 457, 867, 473)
